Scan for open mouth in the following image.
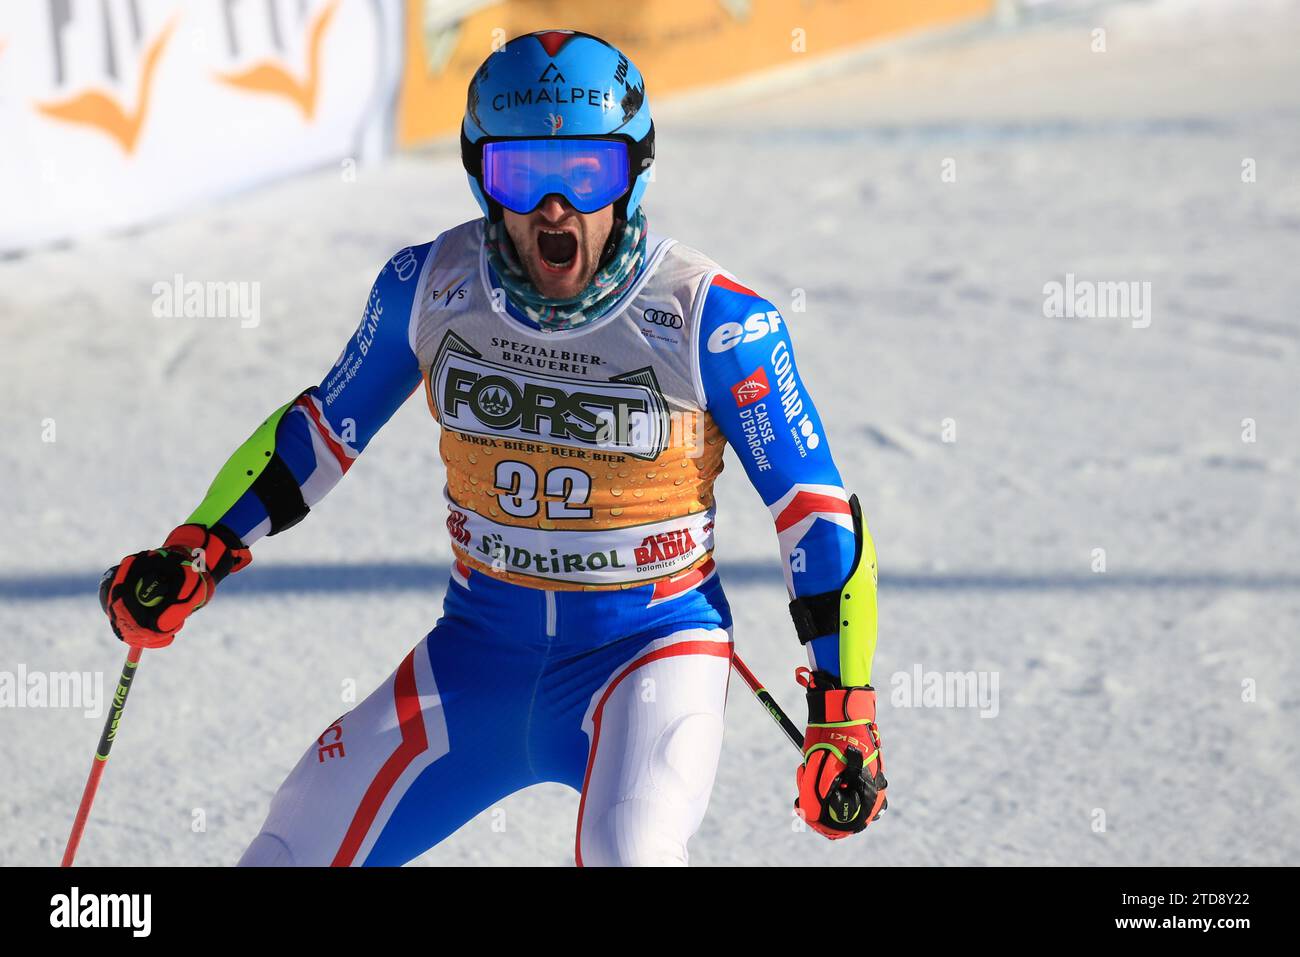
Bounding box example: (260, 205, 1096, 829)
(536, 227, 579, 272)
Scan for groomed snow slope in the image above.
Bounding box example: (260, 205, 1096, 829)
(2, 0, 1298, 865)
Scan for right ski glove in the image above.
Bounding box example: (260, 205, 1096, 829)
(795, 667, 888, 840)
(100, 524, 251, 649)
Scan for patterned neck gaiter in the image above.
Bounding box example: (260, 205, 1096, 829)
(485, 208, 648, 331)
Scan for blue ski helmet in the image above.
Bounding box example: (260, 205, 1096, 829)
(460, 30, 654, 221)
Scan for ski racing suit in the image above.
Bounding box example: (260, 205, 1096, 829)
(196, 220, 863, 865)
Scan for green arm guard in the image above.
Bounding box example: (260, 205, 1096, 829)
(787, 493, 880, 686)
(185, 399, 296, 529)
(838, 495, 879, 687)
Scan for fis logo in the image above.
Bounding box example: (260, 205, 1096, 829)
(707, 309, 784, 353)
(730, 367, 771, 407)
(429, 275, 469, 306)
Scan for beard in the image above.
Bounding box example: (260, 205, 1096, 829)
(502, 204, 616, 300)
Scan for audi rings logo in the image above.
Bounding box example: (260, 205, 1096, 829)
(390, 247, 420, 282)
(643, 308, 683, 329)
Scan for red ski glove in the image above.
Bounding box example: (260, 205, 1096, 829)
(100, 524, 251, 649)
(795, 667, 888, 839)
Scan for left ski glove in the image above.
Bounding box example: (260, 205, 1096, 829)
(99, 524, 251, 649)
(795, 667, 888, 839)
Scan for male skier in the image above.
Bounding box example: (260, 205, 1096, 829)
(100, 30, 888, 866)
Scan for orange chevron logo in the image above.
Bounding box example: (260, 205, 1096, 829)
(215, 0, 339, 120)
(35, 18, 177, 154)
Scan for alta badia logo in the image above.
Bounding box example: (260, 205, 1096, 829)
(430, 332, 671, 460)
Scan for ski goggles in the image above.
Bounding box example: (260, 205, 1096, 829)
(479, 138, 631, 214)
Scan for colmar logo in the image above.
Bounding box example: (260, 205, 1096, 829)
(731, 367, 770, 407)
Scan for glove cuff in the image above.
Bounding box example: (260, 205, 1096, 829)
(797, 668, 877, 725)
(162, 523, 252, 583)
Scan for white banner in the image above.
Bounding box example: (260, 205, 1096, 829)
(0, 0, 401, 252)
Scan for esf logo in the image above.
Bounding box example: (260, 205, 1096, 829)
(643, 307, 682, 329)
(707, 309, 784, 352)
(432, 333, 669, 460)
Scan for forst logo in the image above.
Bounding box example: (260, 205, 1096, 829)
(432, 332, 670, 459)
(634, 529, 698, 567)
(444, 366, 648, 435)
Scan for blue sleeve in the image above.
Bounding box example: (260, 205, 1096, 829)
(214, 243, 430, 543)
(697, 274, 857, 676)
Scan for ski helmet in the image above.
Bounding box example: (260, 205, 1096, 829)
(460, 30, 655, 221)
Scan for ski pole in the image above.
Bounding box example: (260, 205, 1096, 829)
(61, 645, 143, 866)
(731, 652, 803, 752)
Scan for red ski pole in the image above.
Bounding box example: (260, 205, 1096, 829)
(61, 645, 143, 866)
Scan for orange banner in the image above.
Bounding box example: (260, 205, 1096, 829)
(398, 0, 993, 146)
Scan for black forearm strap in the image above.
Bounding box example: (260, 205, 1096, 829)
(789, 589, 841, 645)
(250, 453, 310, 535)
(206, 523, 249, 582)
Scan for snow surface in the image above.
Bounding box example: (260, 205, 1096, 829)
(2, 0, 1298, 866)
